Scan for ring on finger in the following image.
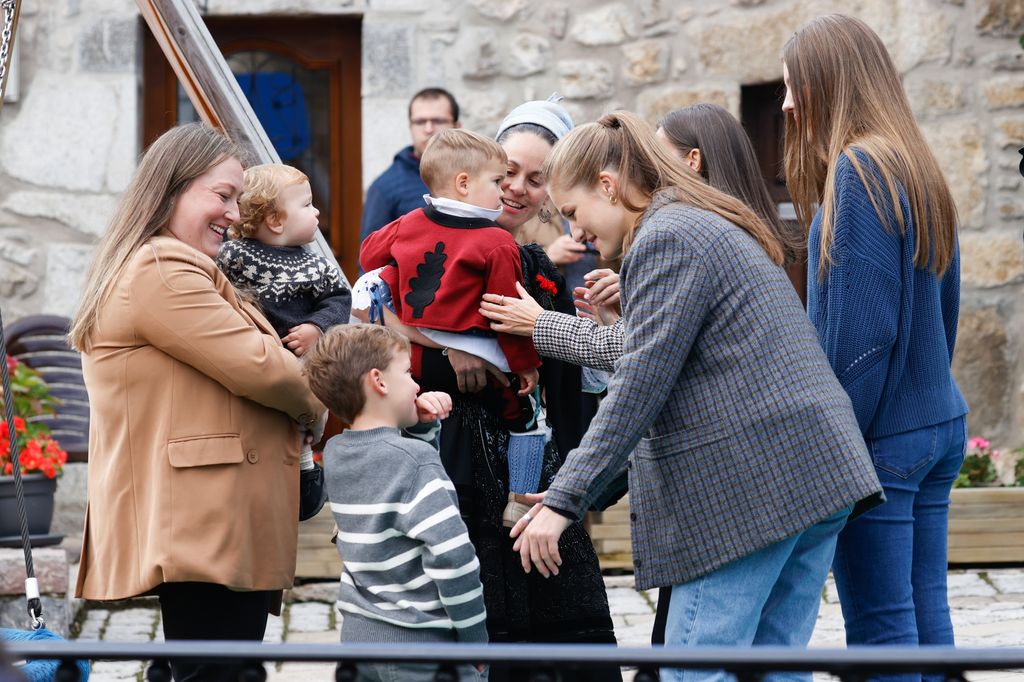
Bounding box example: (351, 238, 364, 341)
(521, 512, 532, 523)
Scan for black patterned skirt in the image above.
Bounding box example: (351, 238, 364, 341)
(439, 399, 621, 681)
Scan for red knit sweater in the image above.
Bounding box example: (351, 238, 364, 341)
(360, 207, 541, 373)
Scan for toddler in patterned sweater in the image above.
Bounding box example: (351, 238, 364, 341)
(218, 164, 351, 353)
(217, 163, 351, 519)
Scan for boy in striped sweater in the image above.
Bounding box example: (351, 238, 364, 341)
(303, 324, 487, 681)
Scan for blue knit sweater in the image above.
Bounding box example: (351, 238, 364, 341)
(806, 151, 968, 440)
(360, 146, 429, 242)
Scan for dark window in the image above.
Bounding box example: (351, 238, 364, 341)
(740, 80, 790, 208)
(741, 80, 806, 303)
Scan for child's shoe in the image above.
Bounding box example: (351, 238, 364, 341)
(502, 492, 535, 528)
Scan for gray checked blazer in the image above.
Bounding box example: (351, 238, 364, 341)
(534, 312, 623, 372)
(542, 192, 883, 591)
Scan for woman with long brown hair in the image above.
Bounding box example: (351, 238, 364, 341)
(783, 15, 968, 677)
(70, 123, 326, 681)
(658, 103, 805, 285)
(509, 111, 882, 681)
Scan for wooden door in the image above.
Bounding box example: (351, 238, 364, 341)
(143, 16, 363, 281)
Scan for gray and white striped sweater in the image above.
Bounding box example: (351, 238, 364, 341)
(324, 426, 488, 644)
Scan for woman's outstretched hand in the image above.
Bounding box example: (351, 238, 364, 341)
(480, 281, 544, 337)
(445, 348, 509, 394)
(510, 492, 572, 578)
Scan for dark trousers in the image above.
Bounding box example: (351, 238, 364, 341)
(652, 590, 670, 646)
(154, 582, 273, 682)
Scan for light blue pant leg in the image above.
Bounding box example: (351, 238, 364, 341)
(662, 508, 850, 682)
(753, 508, 850, 680)
(754, 508, 850, 646)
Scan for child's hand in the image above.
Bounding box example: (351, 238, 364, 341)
(284, 323, 322, 357)
(304, 410, 329, 445)
(517, 368, 539, 396)
(583, 268, 621, 309)
(415, 391, 452, 421)
(572, 287, 620, 326)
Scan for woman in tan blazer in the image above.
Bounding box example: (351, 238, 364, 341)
(69, 123, 326, 681)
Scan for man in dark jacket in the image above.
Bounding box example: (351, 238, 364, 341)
(359, 88, 461, 242)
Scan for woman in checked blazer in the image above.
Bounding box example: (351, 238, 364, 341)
(505, 112, 882, 682)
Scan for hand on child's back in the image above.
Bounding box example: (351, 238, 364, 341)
(415, 391, 452, 421)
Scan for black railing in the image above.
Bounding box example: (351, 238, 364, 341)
(6, 641, 1024, 682)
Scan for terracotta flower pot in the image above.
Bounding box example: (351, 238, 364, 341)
(0, 473, 57, 538)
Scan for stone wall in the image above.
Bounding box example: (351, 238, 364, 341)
(0, 0, 138, 321)
(0, 0, 1022, 445)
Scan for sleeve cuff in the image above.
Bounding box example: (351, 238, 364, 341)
(542, 485, 586, 521)
(533, 310, 559, 339)
(546, 505, 578, 521)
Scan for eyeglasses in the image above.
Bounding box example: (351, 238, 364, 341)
(410, 117, 454, 128)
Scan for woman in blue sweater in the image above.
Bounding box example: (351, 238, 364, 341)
(783, 15, 968, 679)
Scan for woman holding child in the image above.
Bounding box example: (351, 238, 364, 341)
(367, 98, 619, 680)
(70, 123, 326, 681)
(508, 112, 883, 682)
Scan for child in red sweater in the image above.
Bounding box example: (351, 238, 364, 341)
(358, 128, 547, 524)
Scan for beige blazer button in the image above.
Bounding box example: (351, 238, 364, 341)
(246, 450, 259, 464)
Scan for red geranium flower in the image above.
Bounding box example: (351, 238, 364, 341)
(536, 274, 558, 296)
(0, 358, 68, 478)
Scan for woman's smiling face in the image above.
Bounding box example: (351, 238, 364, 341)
(166, 156, 244, 259)
(495, 130, 553, 233)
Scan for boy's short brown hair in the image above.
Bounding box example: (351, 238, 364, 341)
(303, 324, 411, 424)
(230, 163, 308, 239)
(419, 128, 507, 195)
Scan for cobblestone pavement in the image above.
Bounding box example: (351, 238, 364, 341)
(72, 569, 1024, 682)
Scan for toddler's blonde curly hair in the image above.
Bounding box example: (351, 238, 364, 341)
(230, 163, 308, 239)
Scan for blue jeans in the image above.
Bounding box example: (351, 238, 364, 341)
(662, 506, 852, 682)
(832, 415, 967, 682)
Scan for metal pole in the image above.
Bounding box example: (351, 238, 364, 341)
(0, 0, 22, 112)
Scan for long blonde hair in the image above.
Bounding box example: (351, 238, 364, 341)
(69, 123, 243, 352)
(544, 111, 784, 264)
(783, 14, 958, 279)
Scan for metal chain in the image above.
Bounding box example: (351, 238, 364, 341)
(0, 0, 16, 94)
